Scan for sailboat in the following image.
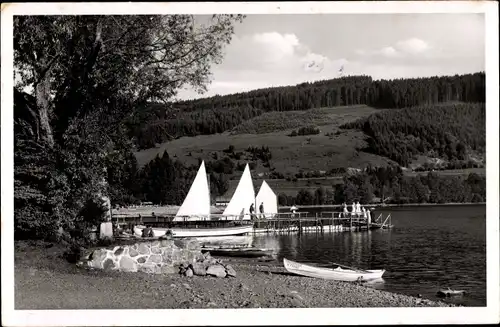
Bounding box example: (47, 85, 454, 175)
(255, 180, 278, 219)
(222, 163, 256, 220)
(133, 161, 254, 238)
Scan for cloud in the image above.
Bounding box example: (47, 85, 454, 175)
(356, 37, 431, 59)
(176, 31, 347, 99)
(395, 38, 430, 54)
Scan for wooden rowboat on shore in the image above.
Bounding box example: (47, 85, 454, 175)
(436, 288, 466, 297)
(202, 247, 275, 258)
(283, 258, 385, 281)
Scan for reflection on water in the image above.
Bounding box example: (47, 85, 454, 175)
(253, 204, 486, 307)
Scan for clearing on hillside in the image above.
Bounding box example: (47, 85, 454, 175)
(134, 105, 395, 175)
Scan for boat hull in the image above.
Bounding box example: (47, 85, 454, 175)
(133, 224, 254, 238)
(202, 247, 274, 258)
(283, 258, 385, 281)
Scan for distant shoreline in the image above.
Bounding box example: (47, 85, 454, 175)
(279, 202, 486, 210)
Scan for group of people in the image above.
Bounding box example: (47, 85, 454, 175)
(342, 201, 370, 218)
(249, 202, 266, 220)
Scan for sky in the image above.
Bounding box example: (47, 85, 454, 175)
(176, 14, 485, 101)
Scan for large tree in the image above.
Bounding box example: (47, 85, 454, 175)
(14, 15, 244, 240)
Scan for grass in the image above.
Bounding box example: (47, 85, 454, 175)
(135, 105, 394, 175)
(230, 105, 379, 135)
(134, 103, 485, 196)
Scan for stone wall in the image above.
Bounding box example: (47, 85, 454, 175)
(80, 239, 204, 274)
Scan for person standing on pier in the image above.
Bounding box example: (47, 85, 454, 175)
(259, 202, 265, 219)
(351, 202, 356, 217)
(356, 201, 362, 217)
(343, 203, 349, 218)
(249, 203, 256, 220)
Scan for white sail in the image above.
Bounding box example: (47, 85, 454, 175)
(255, 180, 278, 219)
(174, 161, 210, 221)
(223, 164, 255, 220)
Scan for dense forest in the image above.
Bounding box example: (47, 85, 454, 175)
(277, 166, 486, 206)
(341, 102, 486, 166)
(106, 147, 486, 208)
(130, 105, 263, 149)
(129, 72, 485, 148)
(106, 150, 231, 206)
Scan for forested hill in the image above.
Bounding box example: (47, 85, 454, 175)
(129, 72, 485, 149)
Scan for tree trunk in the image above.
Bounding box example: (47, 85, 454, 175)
(35, 77, 54, 147)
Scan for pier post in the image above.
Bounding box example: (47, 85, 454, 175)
(367, 210, 371, 230)
(350, 215, 352, 231)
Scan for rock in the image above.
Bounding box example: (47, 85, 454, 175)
(138, 243, 150, 255)
(129, 247, 139, 257)
(137, 256, 147, 264)
(186, 251, 197, 263)
(239, 283, 249, 291)
(207, 264, 226, 278)
(225, 265, 236, 277)
(182, 283, 191, 290)
(151, 240, 160, 247)
(161, 265, 177, 274)
(103, 258, 115, 270)
(139, 263, 156, 274)
(207, 265, 226, 278)
(149, 254, 162, 263)
(119, 256, 137, 272)
(114, 247, 124, 256)
(202, 257, 217, 268)
(195, 253, 205, 262)
(151, 246, 162, 254)
(174, 239, 189, 249)
(185, 268, 194, 277)
(187, 240, 201, 250)
(89, 249, 108, 269)
(190, 263, 207, 276)
(160, 239, 175, 248)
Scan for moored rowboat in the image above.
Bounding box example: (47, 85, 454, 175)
(133, 224, 254, 238)
(283, 258, 385, 281)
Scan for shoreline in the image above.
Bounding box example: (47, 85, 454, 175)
(14, 241, 455, 309)
(279, 202, 486, 210)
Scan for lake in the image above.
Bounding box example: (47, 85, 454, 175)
(252, 204, 487, 306)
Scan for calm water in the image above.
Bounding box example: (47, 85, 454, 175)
(252, 205, 487, 306)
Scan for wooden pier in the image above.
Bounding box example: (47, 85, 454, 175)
(112, 211, 393, 235)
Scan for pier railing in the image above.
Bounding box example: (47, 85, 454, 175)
(112, 210, 393, 233)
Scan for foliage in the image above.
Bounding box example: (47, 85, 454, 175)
(246, 146, 272, 162)
(341, 103, 486, 166)
(14, 15, 243, 240)
(231, 109, 336, 135)
(131, 105, 262, 149)
(289, 126, 321, 137)
(131, 72, 484, 147)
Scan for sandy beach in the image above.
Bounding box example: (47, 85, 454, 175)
(14, 241, 454, 309)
